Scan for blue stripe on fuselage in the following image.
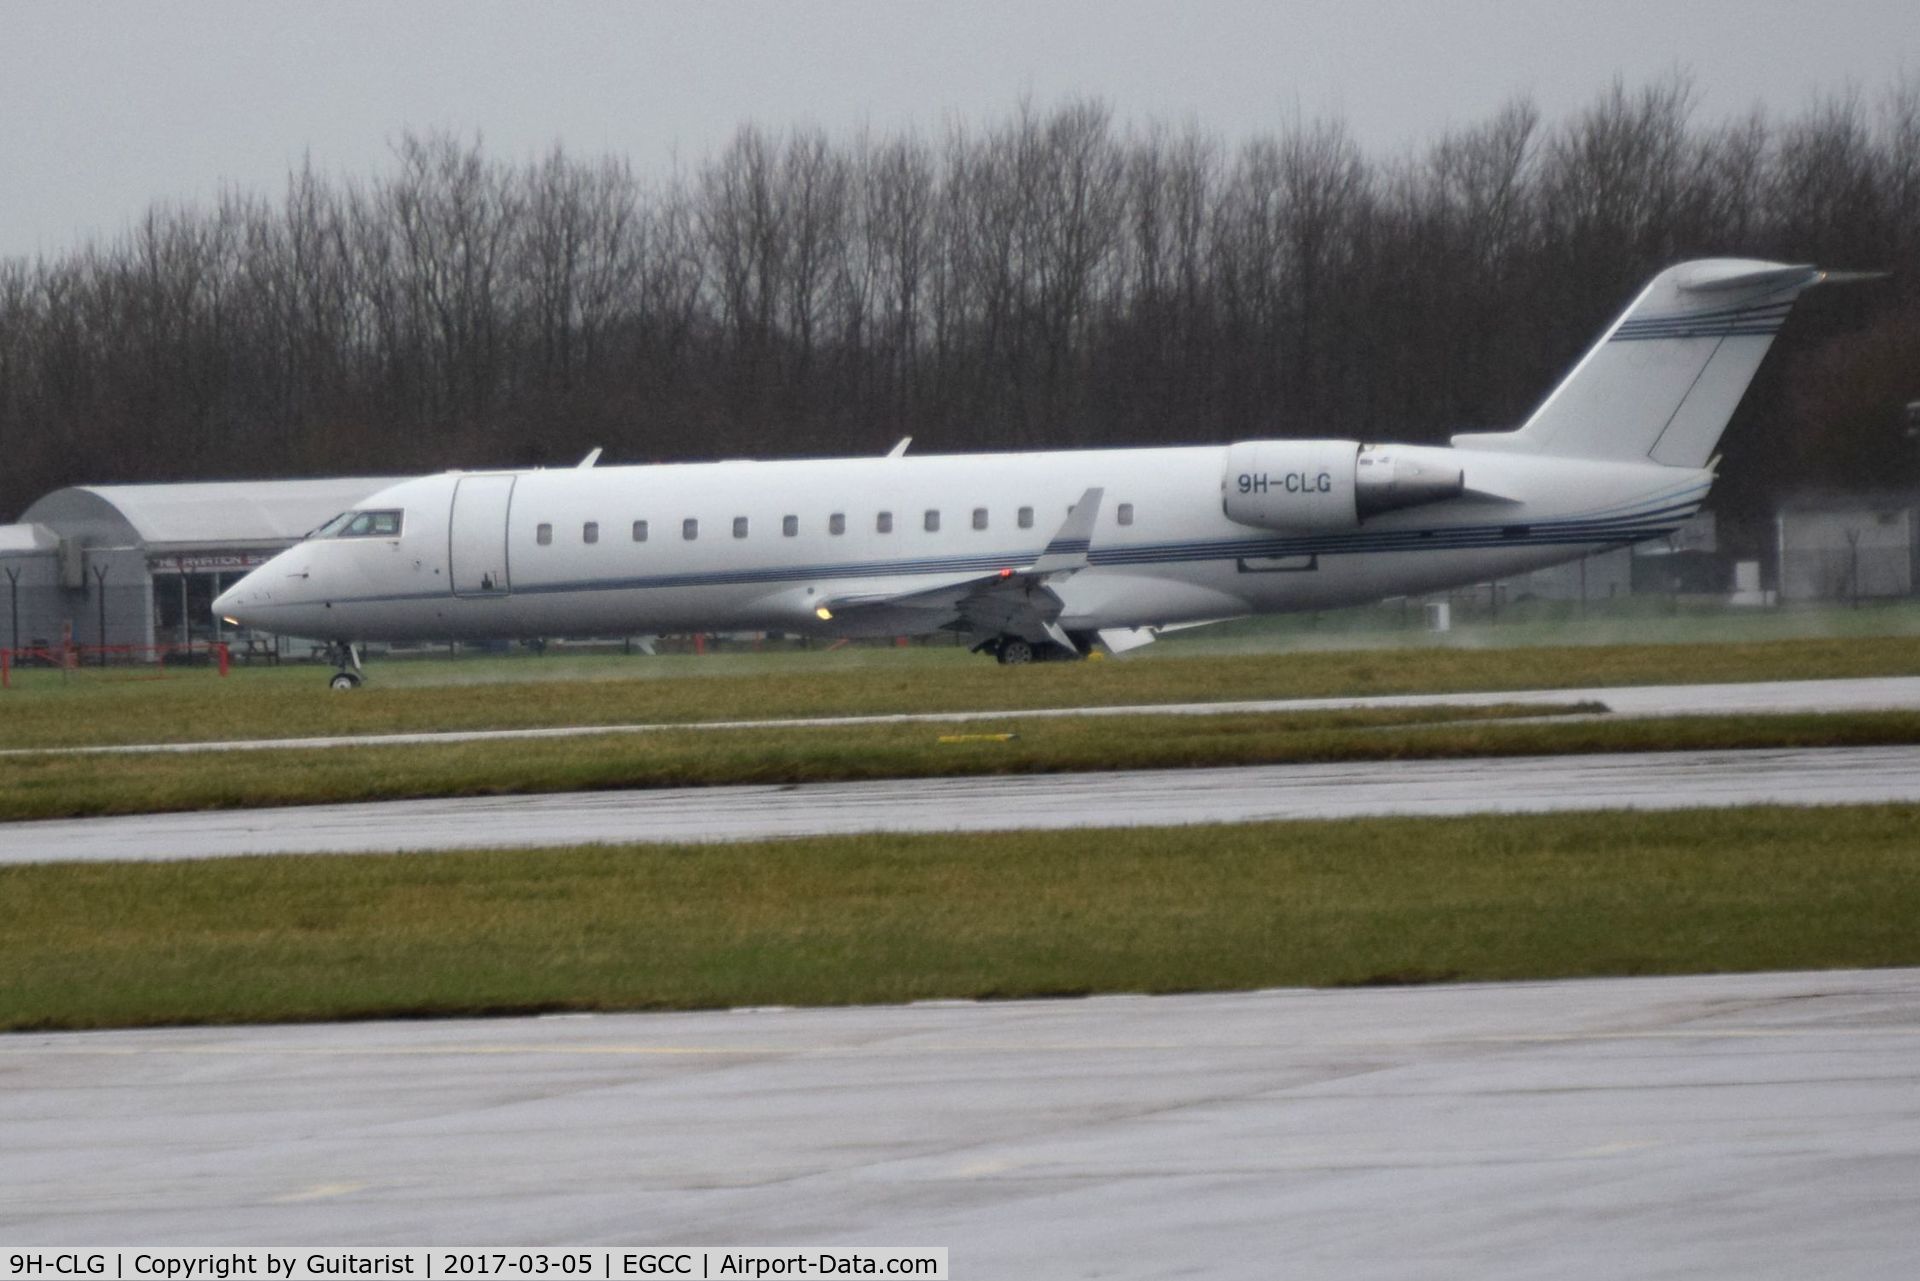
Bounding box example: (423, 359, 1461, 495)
(317, 492, 1704, 608)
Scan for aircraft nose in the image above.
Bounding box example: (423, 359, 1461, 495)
(213, 567, 272, 626)
(211, 582, 244, 625)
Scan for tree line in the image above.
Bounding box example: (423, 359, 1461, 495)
(2, 75, 1916, 552)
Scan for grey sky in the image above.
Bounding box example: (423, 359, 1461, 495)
(2, 0, 1914, 260)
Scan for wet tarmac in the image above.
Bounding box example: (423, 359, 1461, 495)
(3, 742, 1917, 863)
(4, 968, 1916, 1278)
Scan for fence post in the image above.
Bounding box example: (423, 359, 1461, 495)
(4, 565, 18, 656)
(216, 642, 230, 676)
(90, 562, 110, 666)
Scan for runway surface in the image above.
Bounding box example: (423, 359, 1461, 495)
(4, 743, 1919, 864)
(9, 675, 1920, 757)
(4, 968, 1916, 1277)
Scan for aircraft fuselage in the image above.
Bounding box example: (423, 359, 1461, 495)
(216, 442, 1704, 645)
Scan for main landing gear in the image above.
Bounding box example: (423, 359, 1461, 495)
(975, 634, 1084, 665)
(323, 641, 365, 690)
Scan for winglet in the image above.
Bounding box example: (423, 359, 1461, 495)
(1031, 487, 1103, 575)
(577, 448, 603, 469)
(886, 437, 912, 459)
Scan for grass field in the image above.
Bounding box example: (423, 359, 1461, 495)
(1169, 595, 1920, 652)
(7, 632, 1920, 750)
(7, 618, 1918, 1033)
(5, 804, 1918, 1031)
(14, 705, 1920, 822)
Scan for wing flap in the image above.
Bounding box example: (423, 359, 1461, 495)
(815, 490, 1106, 643)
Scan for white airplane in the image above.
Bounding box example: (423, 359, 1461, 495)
(215, 258, 1863, 688)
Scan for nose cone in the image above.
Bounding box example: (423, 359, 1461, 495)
(211, 548, 340, 638)
(212, 577, 251, 626)
(213, 557, 289, 629)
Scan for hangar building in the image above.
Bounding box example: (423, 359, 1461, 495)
(1776, 491, 1920, 602)
(0, 478, 401, 657)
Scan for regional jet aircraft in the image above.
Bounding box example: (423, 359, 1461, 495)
(215, 259, 1863, 687)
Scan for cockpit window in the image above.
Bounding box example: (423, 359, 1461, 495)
(324, 509, 404, 538)
(311, 511, 355, 539)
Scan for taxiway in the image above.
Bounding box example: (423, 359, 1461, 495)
(3, 968, 1916, 1277)
(3, 743, 1917, 863)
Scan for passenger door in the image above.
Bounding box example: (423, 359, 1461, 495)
(449, 475, 516, 596)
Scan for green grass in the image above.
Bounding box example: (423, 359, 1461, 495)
(6, 633, 1920, 750)
(0, 703, 1586, 819)
(16, 705, 1920, 823)
(5, 805, 1918, 1031)
(1169, 595, 1920, 652)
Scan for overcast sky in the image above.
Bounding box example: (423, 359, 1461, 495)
(2, 0, 1915, 260)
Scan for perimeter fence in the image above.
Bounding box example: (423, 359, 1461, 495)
(0, 640, 230, 688)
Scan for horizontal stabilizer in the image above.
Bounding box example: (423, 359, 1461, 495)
(1676, 263, 1817, 294)
(1452, 258, 1879, 468)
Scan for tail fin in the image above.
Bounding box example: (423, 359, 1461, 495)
(1452, 259, 1833, 467)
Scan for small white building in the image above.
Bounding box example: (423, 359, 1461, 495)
(1775, 492, 1919, 602)
(1505, 546, 1634, 603)
(2, 477, 402, 655)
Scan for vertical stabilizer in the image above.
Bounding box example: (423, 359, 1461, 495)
(1452, 259, 1827, 467)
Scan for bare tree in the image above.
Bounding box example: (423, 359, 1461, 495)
(382, 132, 520, 426)
(1769, 90, 1886, 269)
(858, 131, 935, 426)
(2, 82, 1917, 542)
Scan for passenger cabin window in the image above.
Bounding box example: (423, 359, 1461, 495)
(632, 520, 648, 542)
(1117, 503, 1134, 526)
(733, 516, 749, 539)
(583, 521, 599, 544)
(536, 523, 553, 546)
(829, 513, 846, 535)
(973, 507, 988, 530)
(1018, 506, 1034, 529)
(326, 509, 405, 538)
(924, 509, 940, 533)
(783, 515, 798, 537)
(876, 511, 893, 534)
(683, 518, 699, 541)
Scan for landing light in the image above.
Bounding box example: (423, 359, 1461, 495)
(221, 616, 241, 627)
(815, 606, 833, 621)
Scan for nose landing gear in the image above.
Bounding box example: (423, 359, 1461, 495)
(323, 641, 366, 690)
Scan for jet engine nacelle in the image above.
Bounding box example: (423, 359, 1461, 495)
(1222, 440, 1465, 531)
